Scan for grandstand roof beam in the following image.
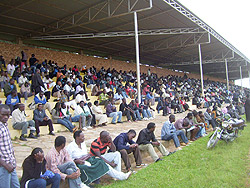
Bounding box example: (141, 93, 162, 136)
(163, 0, 250, 63)
(31, 27, 206, 40)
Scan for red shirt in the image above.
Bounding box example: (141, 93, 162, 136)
(90, 137, 111, 156)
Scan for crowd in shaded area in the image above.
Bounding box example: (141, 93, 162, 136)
(0, 52, 249, 188)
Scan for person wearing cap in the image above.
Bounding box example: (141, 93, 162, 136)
(33, 103, 55, 137)
(12, 104, 36, 141)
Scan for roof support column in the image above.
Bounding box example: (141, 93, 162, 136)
(134, 12, 141, 103)
(198, 44, 204, 97)
(248, 70, 250, 89)
(225, 59, 229, 92)
(240, 66, 243, 91)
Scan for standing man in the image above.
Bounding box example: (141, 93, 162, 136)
(0, 104, 20, 188)
(136, 122, 170, 162)
(161, 115, 189, 151)
(113, 129, 145, 172)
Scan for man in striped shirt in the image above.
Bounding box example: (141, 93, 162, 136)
(90, 131, 122, 172)
(0, 104, 20, 188)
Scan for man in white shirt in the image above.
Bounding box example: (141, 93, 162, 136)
(18, 72, 28, 87)
(12, 104, 36, 141)
(63, 81, 75, 98)
(75, 91, 86, 104)
(7, 61, 15, 77)
(74, 101, 92, 130)
(114, 90, 123, 104)
(91, 101, 107, 126)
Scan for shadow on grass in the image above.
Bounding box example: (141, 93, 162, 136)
(104, 120, 250, 188)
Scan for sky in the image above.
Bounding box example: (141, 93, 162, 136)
(177, 0, 250, 88)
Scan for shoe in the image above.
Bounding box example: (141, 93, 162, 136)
(80, 183, 89, 188)
(102, 123, 107, 126)
(117, 121, 123, 124)
(143, 118, 148, 121)
(36, 134, 40, 137)
(20, 135, 27, 141)
(136, 163, 148, 168)
(49, 132, 55, 136)
(82, 127, 87, 131)
(149, 117, 154, 120)
(176, 147, 182, 151)
(128, 120, 132, 123)
(9, 116, 12, 119)
(180, 143, 187, 146)
(28, 133, 37, 139)
(111, 122, 116, 124)
(86, 126, 92, 129)
(125, 171, 132, 179)
(167, 151, 176, 156)
(155, 158, 163, 162)
(72, 126, 78, 133)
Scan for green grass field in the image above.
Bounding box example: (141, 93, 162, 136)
(104, 120, 250, 188)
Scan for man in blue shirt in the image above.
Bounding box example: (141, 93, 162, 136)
(161, 115, 189, 150)
(113, 130, 144, 172)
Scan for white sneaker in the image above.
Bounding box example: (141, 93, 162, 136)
(9, 116, 12, 119)
(80, 183, 89, 188)
(125, 171, 132, 179)
(176, 147, 182, 151)
(86, 126, 92, 129)
(149, 117, 154, 120)
(82, 127, 87, 131)
(143, 118, 148, 121)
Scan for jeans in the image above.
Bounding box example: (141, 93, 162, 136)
(57, 161, 82, 188)
(12, 120, 36, 135)
(162, 130, 189, 148)
(28, 173, 61, 188)
(142, 109, 152, 118)
(109, 111, 122, 123)
(134, 110, 141, 120)
(0, 167, 20, 188)
(57, 117, 74, 132)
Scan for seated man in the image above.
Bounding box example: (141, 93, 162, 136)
(75, 91, 86, 104)
(45, 136, 89, 188)
(31, 91, 52, 113)
(67, 130, 130, 185)
(3, 78, 17, 97)
(91, 100, 108, 126)
(33, 103, 55, 137)
(74, 101, 92, 130)
(90, 131, 125, 174)
(20, 147, 61, 188)
(161, 115, 189, 151)
(98, 89, 110, 106)
(106, 99, 122, 124)
(12, 103, 36, 141)
(6, 90, 19, 113)
(52, 81, 63, 101)
(119, 98, 136, 122)
(113, 129, 145, 172)
(183, 113, 200, 141)
(114, 90, 123, 104)
(20, 82, 33, 104)
(136, 122, 169, 162)
(204, 108, 217, 130)
(61, 103, 85, 130)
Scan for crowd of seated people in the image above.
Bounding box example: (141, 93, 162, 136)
(0, 51, 249, 187)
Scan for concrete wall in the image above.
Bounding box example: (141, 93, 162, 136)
(0, 41, 225, 82)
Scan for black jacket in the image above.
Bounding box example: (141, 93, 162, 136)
(20, 155, 46, 188)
